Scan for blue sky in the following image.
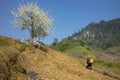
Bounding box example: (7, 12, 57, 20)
(0, 0, 120, 45)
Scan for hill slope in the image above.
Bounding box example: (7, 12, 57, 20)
(0, 36, 119, 80)
(69, 18, 120, 49)
(52, 18, 120, 51)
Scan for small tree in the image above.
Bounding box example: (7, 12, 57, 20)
(12, 2, 53, 41)
(52, 38, 58, 46)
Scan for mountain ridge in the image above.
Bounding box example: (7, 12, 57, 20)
(69, 18, 120, 49)
(51, 18, 120, 51)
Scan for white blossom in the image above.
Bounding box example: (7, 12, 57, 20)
(12, 2, 53, 40)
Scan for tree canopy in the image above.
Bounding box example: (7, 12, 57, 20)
(12, 2, 53, 40)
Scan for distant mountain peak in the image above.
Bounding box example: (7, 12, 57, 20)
(53, 18, 120, 50)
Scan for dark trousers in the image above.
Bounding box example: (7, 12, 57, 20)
(87, 63, 92, 70)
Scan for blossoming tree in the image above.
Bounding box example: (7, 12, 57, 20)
(12, 2, 53, 41)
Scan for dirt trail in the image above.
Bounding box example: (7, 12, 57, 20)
(93, 68, 120, 80)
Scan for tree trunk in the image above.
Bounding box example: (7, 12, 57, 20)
(30, 29, 34, 41)
(31, 16, 35, 41)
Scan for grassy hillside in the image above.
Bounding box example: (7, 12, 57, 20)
(0, 36, 119, 80)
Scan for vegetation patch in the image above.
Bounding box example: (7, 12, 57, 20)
(95, 59, 120, 68)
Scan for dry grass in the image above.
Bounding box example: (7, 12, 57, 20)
(0, 36, 117, 80)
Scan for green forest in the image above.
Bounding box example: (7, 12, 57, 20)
(51, 18, 120, 51)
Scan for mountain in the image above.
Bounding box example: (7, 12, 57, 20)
(69, 18, 120, 49)
(0, 36, 119, 80)
(51, 18, 120, 51)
